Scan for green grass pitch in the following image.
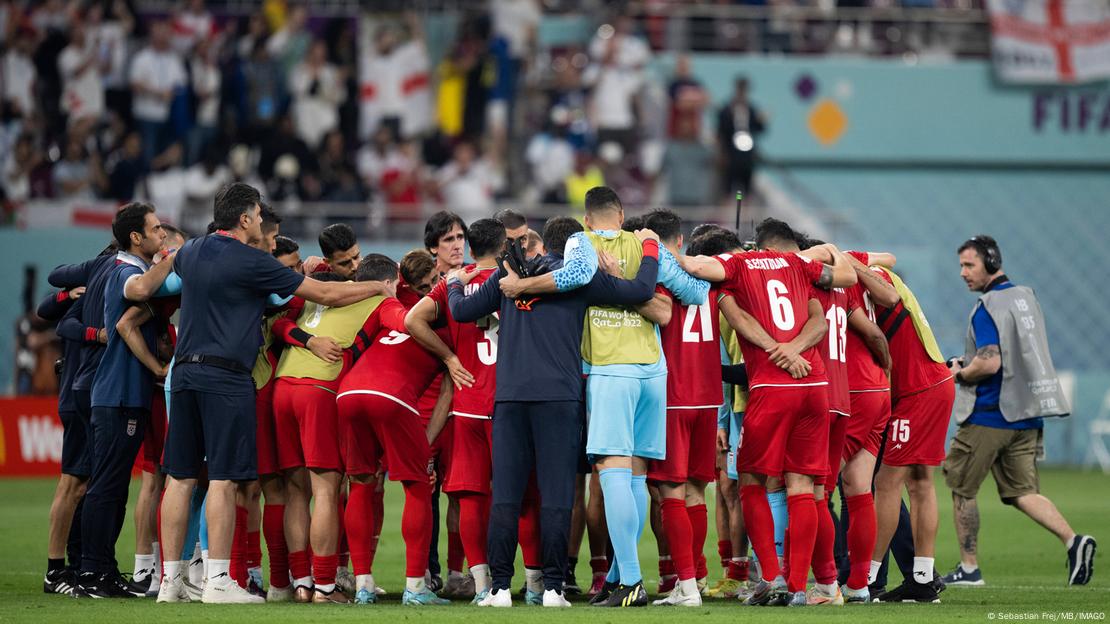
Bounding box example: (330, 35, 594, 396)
(0, 468, 1105, 623)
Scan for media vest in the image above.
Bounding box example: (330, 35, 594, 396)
(275, 296, 385, 381)
(580, 230, 660, 366)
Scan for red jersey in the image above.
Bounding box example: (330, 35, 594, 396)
(428, 266, 498, 418)
(844, 283, 889, 392)
(848, 251, 950, 398)
(396, 277, 446, 419)
(715, 250, 827, 389)
(658, 285, 724, 408)
(811, 286, 851, 416)
(338, 326, 448, 413)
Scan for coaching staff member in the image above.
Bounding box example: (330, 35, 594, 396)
(447, 216, 660, 607)
(157, 183, 393, 604)
(943, 235, 1094, 587)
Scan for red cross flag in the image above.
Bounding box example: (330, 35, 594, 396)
(988, 0, 1110, 83)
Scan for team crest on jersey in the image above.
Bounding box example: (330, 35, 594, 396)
(515, 297, 540, 311)
(126, 419, 137, 437)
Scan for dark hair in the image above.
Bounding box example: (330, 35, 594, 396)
(798, 237, 825, 250)
(644, 208, 682, 244)
(205, 221, 219, 234)
(689, 229, 743, 256)
(690, 223, 724, 239)
(958, 235, 1003, 273)
(161, 223, 187, 242)
(754, 217, 801, 250)
(318, 223, 358, 258)
(213, 182, 262, 230)
(423, 211, 467, 250)
(467, 218, 507, 259)
(355, 253, 398, 282)
(273, 235, 299, 258)
(260, 203, 282, 234)
(622, 215, 645, 233)
(495, 208, 527, 231)
(112, 202, 155, 250)
(400, 249, 436, 285)
(542, 216, 584, 257)
(584, 186, 622, 215)
(309, 271, 347, 282)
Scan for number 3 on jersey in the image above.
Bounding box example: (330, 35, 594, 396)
(682, 301, 713, 343)
(476, 314, 499, 365)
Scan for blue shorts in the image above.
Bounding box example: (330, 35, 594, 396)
(585, 374, 667, 461)
(163, 386, 256, 481)
(727, 410, 744, 481)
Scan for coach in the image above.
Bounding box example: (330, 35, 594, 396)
(446, 217, 660, 607)
(156, 183, 393, 604)
(943, 235, 1094, 587)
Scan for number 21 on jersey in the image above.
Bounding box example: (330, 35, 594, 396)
(682, 301, 713, 343)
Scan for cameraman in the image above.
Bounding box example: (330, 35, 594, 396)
(942, 236, 1094, 587)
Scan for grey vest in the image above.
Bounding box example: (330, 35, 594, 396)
(954, 284, 1069, 424)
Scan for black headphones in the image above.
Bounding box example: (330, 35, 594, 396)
(967, 235, 1002, 274)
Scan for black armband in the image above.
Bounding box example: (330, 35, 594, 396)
(290, 327, 314, 347)
(721, 363, 749, 388)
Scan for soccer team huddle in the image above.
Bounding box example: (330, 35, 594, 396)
(42, 182, 959, 609)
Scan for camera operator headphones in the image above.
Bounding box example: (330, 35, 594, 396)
(967, 235, 1002, 274)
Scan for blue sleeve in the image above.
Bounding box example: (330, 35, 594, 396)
(657, 246, 709, 305)
(268, 293, 294, 307)
(718, 341, 731, 429)
(154, 272, 183, 297)
(972, 303, 999, 349)
(36, 292, 73, 321)
(49, 257, 99, 288)
(584, 255, 658, 306)
(57, 303, 90, 342)
(551, 232, 598, 292)
(448, 276, 501, 322)
(253, 252, 306, 298)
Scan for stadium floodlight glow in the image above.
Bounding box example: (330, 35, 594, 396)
(732, 131, 754, 152)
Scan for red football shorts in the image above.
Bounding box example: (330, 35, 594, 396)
(255, 380, 280, 476)
(336, 393, 385, 477)
(273, 378, 342, 472)
(340, 392, 432, 483)
(824, 413, 849, 489)
(843, 390, 891, 461)
(648, 408, 717, 484)
(883, 377, 955, 467)
(140, 390, 168, 473)
(444, 416, 492, 494)
(738, 385, 830, 478)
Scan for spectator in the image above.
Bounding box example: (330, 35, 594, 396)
(358, 15, 433, 141)
(29, 0, 69, 35)
(87, 0, 134, 120)
(171, 0, 213, 54)
(187, 36, 221, 165)
(667, 54, 708, 137)
(716, 77, 766, 200)
(259, 114, 317, 200)
(563, 149, 604, 213)
(242, 38, 284, 142)
(182, 145, 230, 232)
(584, 36, 644, 156)
(107, 130, 145, 201)
(57, 20, 106, 135)
(488, 0, 540, 154)
(142, 142, 187, 225)
(267, 4, 310, 80)
(377, 141, 424, 221)
(662, 115, 715, 206)
(316, 130, 362, 202)
(2, 27, 38, 122)
(129, 20, 187, 166)
(435, 140, 498, 223)
(356, 124, 399, 197)
(524, 107, 575, 204)
(588, 16, 651, 71)
(1, 134, 40, 203)
(236, 11, 269, 60)
(547, 53, 590, 149)
(288, 39, 346, 149)
(52, 135, 103, 200)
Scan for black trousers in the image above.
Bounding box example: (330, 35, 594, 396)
(81, 406, 147, 574)
(488, 400, 583, 592)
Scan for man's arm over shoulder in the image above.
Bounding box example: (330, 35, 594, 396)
(448, 272, 501, 323)
(585, 239, 659, 306)
(658, 245, 709, 305)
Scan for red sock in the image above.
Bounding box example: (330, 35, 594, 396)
(247, 531, 261, 570)
(660, 498, 694, 580)
(846, 493, 877, 590)
(717, 539, 731, 569)
(458, 493, 490, 567)
(337, 494, 349, 568)
(263, 504, 289, 588)
(786, 494, 818, 593)
(347, 482, 374, 576)
(687, 503, 708, 579)
(313, 553, 338, 586)
(518, 487, 542, 568)
(812, 495, 837, 585)
(402, 480, 434, 578)
(728, 558, 749, 581)
(740, 485, 780, 582)
(289, 550, 311, 583)
(590, 556, 608, 575)
(231, 505, 248, 587)
(370, 486, 385, 568)
(659, 556, 675, 577)
(447, 530, 464, 572)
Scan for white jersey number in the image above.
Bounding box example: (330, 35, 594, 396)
(476, 315, 499, 366)
(682, 302, 714, 343)
(767, 280, 794, 331)
(825, 305, 848, 363)
(379, 330, 410, 345)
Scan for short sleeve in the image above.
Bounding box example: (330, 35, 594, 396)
(714, 253, 738, 283)
(253, 252, 305, 298)
(428, 279, 449, 320)
(971, 303, 999, 349)
(848, 250, 869, 265)
(845, 285, 864, 313)
(793, 253, 824, 284)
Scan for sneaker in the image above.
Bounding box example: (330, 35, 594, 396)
(402, 588, 451, 605)
(657, 574, 677, 595)
(312, 587, 350, 603)
(471, 589, 489, 605)
(704, 578, 740, 598)
(156, 575, 190, 603)
(426, 574, 444, 593)
(933, 570, 947, 594)
(592, 581, 648, 608)
(145, 574, 160, 598)
(293, 584, 313, 603)
(443, 573, 474, 599)
(743, 576, 787, 606)
(128, 571, 153, 597)
(941, 564, 985, 587)
(564, 571, 582, 596)
(735, 580, 756, 602)
(842, 585, 870, 603)
(75, 571, 137, 599)
(202, 573, 265, 604)
(477, 587, 512, 607)
(354, 588, 377, 604)
(373, 585, 388, 596)
(525, 588, 543, 605)
(1067, 535, 1097, 586)
(44, 568, 77, 596)
(543, 588, 572, 607)
(586, 573, 607, 597)
(787, 590, 807, 607)
(182, 578, 204, 601)
(266, 585, 293, 602)
(247, 576, 265, 598)
(874, 580, 940, 604)
(335, 568, 356, 596)
(696, 577, 707, 593)
(651, 581, 702, 607)
(587, 580, 618, 605)
(806, 584, 844, 606)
